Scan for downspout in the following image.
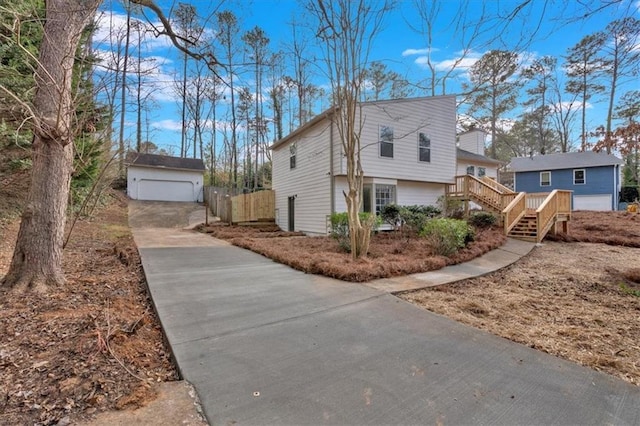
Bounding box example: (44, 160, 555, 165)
(613, 164, 618, 211)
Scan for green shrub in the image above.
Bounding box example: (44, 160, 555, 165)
(620, 186, 639, 203)
(420, 218, 474, 256)
(380, 204, 401, 228)
(469, 211, 497, 228)
(437, 195, 464, 218)
(403, 204, 441, 218)
(329, 212, 380, 252)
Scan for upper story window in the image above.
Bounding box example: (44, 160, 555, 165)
(418, 133, 431, 162)
(466, 165, 475, 176)
(540, 171, 551, 186)
(573, 169, 585, 185)
(379, 125, 394, 158)
(289, 143, 297, 169)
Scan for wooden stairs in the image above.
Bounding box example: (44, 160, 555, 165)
(446, 175, 572, 243)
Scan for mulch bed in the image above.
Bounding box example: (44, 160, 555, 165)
(198, 222, 507, 282)
(0, 191, 177, 425)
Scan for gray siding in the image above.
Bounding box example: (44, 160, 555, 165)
(272, 119, 333, 235)
(332, 96, 457, 184)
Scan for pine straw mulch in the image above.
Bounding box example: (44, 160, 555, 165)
(197, 222, 507, 282)
(0, 191, 177, 426)
(400, 210, 640, 386)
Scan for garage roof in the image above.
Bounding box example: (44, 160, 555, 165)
(126, 153, 205, 171)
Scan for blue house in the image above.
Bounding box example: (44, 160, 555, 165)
(509, 152, 623, 211)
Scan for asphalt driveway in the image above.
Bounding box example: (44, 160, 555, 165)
(132, 201, 640, 425)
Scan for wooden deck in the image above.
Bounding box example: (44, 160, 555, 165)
(446, 175, 571, 243)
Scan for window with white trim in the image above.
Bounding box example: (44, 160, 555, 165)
(478, 167, 486, 177)
(362, 183, 396, 215)
(466, 165, 475, 175)
(418, 133, 431, 162)
(379, 125, 394, 158)
(573, 169, 585, 185)
(540, 171, 551, 186)
(289, 143, 297, 169)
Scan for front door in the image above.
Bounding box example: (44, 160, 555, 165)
(287, 196, 295, 231)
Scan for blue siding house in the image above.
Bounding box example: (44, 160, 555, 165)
(510, 152, 623, 211)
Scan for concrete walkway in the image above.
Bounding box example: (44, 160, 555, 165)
(132, 202, 640, 425)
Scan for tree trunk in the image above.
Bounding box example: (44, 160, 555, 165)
(1, 0, 100, 292)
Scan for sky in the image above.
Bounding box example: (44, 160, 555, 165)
(92, 0, 640, 156)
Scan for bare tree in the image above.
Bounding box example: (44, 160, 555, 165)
(1, 0, 222, 292)
(307, 0, 394, 259)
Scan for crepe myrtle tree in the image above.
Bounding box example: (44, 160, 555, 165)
(1, 0, 221, 292)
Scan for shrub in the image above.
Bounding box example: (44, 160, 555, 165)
(437, 195, 464, 219)
(620, 186, 639, 203)
(469, 211, 497, 228)
(329, 212, 380, 253)
(402, 204, 441, 218)
(380, 204, 401, 228)
(420, 218, 474, 256)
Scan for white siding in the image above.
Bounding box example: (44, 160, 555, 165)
(272, 119, 333, 235)
(126, 167, 203, 202)
(333, 96, 457, 184)
(456, 162, 498, 179)
(458, 130, 486, 155)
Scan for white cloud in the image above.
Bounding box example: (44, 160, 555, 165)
(152, 119, 182, 131)
(402, 47, 438, 56)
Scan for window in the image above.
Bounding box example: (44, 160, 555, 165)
(375, 184, 396, 214)
(478, 167, 486, 177)
(362, 183, 396, 215)
(418, 133, 431, 162)
(379, 125, 394, 158)
(466, 165, 475, 176)
(289, 143, 297, 169)
(573, 169, 585, 185)
(540, 171, 551, 186)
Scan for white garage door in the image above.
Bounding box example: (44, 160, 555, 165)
(573, 194, 612, 211)
(137, 179, 195, 202)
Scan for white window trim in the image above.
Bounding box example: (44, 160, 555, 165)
(573, 169, 586, 185)
(418, 132, 431, 163)
(540, 171, 551, 186)
(379, 125, 394, 159)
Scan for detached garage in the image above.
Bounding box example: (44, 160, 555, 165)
(126, 153, 205, 202)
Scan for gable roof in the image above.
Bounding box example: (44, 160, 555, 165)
(126, 152, 205, 171)
(509, 151, 622, 172)
(270, 95, 458, 151)
(457, 148, 502, 165)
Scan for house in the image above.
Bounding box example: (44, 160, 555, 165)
(272, 95, 471, 235)
(509, 151, 623, 211)
(456, 129, 502, 180)
(126, 152, 205, 202)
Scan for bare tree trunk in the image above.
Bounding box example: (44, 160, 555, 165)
(2, 0, 100, 292)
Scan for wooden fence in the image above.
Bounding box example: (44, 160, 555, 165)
(204, 186, 275, 224)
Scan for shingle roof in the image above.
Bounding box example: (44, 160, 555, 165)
(126, 152, 205, 171)
(456, 148, 503, 165)
(509, 151, 622, 172)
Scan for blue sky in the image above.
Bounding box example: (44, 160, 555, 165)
(93, 0, 640, 155)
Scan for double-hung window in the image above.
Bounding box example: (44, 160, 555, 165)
(289, 143, 297, 169)
(362, 183, 396, 215)
(466, 165, 475, 176)
(418, 133, 431, 162)
(573, 169, 585, 185)
(540, 171, 551, 186)
(379, 125, 394, 158)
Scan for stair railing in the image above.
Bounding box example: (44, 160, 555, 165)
(502, 192, 527, 234)
(480, 176, 514, 194)
(535, 190, 572, 242)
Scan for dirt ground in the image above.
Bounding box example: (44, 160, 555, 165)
(0, 192, 180, 425)
(201, 211, 640, 387)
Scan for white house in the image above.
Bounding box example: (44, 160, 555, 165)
(272, 96, 459, 234)
(456, 129, 502, 179)
(126, 153, 205, 202)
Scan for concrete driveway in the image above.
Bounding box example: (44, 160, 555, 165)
(131, 201, 640, 425)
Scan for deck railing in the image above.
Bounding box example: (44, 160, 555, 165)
(447, 175, 517, 211)
(535, 190, 572, 242)
(502, 192, 527, 234)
